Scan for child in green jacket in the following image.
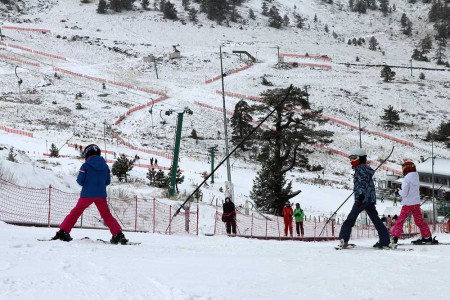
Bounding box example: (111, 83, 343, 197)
(294, 203, 305, 237)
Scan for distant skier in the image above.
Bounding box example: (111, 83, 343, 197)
(52, 144, 128, 244)
(389, 161, 432, 247)
(222, 197, 237, 235)
(282, 202, 294, 237)
(338, 148, 390, 248)
(294, 203, 305, 237)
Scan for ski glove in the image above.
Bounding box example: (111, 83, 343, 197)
(356, 194, 364, 207)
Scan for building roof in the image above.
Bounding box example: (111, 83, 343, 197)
(416, 158, 450, 177)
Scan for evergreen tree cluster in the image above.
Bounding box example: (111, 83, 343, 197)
(400, 13, 413, 36)
(380, 65, 395, 82)
(347, 37, 366, 46)
(349, 0, 391, 16)
(112, 154, 134, 182)
(97, 0, 135, 13)
(426, 121, 450, 146)
(411, 35, 433, 62)
(146, 168, 169, 188)
(192, 0, 245, 25)
(380, 105, 400, 126)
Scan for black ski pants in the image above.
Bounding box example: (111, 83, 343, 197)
(339, 202, 390, 246)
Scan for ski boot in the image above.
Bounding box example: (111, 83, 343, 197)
(52, 229, 73, 242)
(411, 236, 433, 245)
(110, 232, 129, 245)
(389, 236, 398, 249)
(339, 239, 348, 248)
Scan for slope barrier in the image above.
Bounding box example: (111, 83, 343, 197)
(0, 179, 197, 234)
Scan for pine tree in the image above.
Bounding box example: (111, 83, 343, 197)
(268, 6, 283, 29)
(249, 86, 333, 213)
(97, 0, 107, 13)
(230, 100, 254, 151)
(109, 0, 123, 12)
(111, 153, 134, 182)
(434, 37, 447, 65)
(368, 36, 378, 51)
(295, 14, 305, 28)
(181, 0, 189, 10)
(49, 143, 59, 157)
(261, 2, 269, 16)
(163, 1, 177, 19)
(7, 147, 17, 162)
(249, 8, 256, 20)
(141, 0, 149, 10)
(250, 159, 293, 214)
(379, 0, 389, 16)
(380, 65, 395, 82)
(122, 0, 134, 10)
(154, 169, 169, 188)
(146, 168, 157, 185)
(175, 168, 185, 193)
(380, 105, 400, 125)
(188, 7, 198, 22)
(283, 14, 290, 27)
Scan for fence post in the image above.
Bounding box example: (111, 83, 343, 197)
(47, 185, 52, 227)
(213, 209, 218, 235)
(169, 205, 172, 235)
(313, 216, 316, 240)
(265, 218, 268, 240)
(134, 195, 138, 232)
(185, 203, 190, 233)
(152, 198, 156, 233)
(276, 216, 281, 240)
(250, 213, 254, 237)
(196, 205, 199, 236)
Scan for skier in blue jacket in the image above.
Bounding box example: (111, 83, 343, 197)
(52, 144, 128, 244)
(338, 148, 390, 248)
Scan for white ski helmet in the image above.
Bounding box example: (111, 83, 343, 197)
(349, 148, 367, 157)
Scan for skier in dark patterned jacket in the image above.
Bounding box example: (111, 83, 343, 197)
(338, 148, 390, 248)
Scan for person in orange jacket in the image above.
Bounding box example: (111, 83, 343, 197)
(282, 202, 294, 237)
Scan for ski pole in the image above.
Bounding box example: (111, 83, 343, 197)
(164, 84, 294, 233)
(319, 146, 395, 237)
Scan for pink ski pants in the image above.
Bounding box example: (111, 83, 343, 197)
(60, 197, 122, 235)
(391, 204, 431, 238)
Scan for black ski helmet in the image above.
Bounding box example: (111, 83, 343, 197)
(82, 144, 101, 158)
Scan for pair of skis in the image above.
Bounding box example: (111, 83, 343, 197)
(38, 237, 141, 246)
(334, 243, 413, 251)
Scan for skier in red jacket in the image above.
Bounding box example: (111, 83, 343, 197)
(282, 202, 294, 237)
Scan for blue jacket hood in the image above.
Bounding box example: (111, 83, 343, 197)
(85, 155, 109, 171)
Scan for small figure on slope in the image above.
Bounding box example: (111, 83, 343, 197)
(282, 202, 294, 237)
(52, 144, 128, 244)
(389, 161, 433, 248)
(294, 203, 305, 237)
(222, 197, 237, 235)
(338, 148, 390, 248)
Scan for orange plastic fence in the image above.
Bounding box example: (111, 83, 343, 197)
(0, 53, 40, 67)
(0, 179, 198, 234)
(1, 26, 51, 33)
(205, 63, 254, 84)
(279, 53, 333, 62)
(0, 124, 33, 137)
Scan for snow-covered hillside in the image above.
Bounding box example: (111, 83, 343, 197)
(0, 0, 449, 208)
(1, 1, 450, 299)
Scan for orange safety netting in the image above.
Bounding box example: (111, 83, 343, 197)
(0, 179, 198, 235)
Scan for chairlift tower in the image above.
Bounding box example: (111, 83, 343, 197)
(167, 107, 193, 197)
